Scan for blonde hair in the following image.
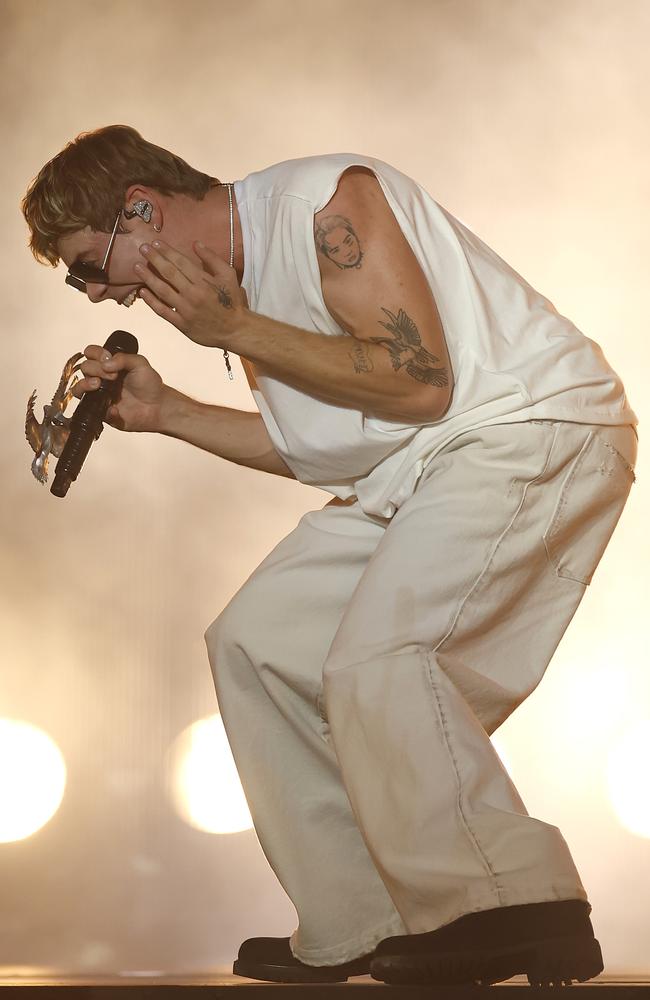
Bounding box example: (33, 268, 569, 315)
(21, 124, 217, 266)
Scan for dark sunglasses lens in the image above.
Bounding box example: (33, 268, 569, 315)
(70, 262, 108, 283)
(66, 261, 111, 293)
(65, 273, 87, 293)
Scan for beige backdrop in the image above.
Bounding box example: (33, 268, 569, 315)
(1, 0, 648, 978)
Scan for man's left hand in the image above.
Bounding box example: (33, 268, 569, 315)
(134, 240, 249, 348)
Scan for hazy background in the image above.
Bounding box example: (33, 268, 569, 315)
(1, 0, 648, 978)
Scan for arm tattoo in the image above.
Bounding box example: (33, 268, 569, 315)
(369, 307, 449, 387)
(314, 214, 364, 269)
(349, 341, 374, 374)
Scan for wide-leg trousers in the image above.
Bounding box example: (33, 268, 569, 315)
(204, 418, 638, 967)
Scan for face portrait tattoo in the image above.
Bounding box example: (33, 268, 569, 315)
(315, 214, 364, 269)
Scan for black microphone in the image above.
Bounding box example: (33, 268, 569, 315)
(50, 330, 139, 498)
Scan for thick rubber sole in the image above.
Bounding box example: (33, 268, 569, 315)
(233, 952, 372, 983)
(369, 932, 604, 986)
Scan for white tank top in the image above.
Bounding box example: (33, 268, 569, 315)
(233, 153, 638, 518)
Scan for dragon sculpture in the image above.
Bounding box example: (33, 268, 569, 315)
(25, 352, 84, 484)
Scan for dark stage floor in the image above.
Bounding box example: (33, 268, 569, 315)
(0, 972, 649, 998)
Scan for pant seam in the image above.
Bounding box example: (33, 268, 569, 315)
(547, 432, 594, 549)
(431, 422, 561, 656)
(421, 647, 505, 900)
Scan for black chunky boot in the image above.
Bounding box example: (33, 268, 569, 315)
(233, 935, 374, 982)
(370, 898, 603, 987)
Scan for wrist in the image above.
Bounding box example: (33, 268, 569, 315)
(156, 385, 195, 436)
(225, 306, 258, 355)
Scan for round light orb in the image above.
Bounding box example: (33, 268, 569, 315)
(167, 714, 253, 835)
(606, 719, 650, 839)
(0, 719, 67, 843)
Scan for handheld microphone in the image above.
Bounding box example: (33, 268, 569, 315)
(50, 330, 139, 498)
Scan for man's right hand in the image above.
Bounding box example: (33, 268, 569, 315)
(74, 344, 167, 433)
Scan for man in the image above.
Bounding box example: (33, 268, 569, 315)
(22, 125, 638, 987)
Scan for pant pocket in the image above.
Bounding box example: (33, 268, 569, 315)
(543, 429, 636, 586)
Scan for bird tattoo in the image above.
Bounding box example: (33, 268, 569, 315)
(371, 307, 449, 387)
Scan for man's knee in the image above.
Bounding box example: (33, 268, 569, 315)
(204, 587, 257, 652)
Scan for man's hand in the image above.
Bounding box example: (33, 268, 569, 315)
(74, 344, 167, 433)
(134, 240, 249, 348)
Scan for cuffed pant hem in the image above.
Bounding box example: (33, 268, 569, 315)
(289, 914, 409, 967)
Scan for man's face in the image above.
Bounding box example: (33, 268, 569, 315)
(57, 222, 147, 307)
(322, 225, 362, 268)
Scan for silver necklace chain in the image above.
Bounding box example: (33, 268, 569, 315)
(222, 181, 235, 380)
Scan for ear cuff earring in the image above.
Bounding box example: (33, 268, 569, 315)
(124, 199, 153, 223)
(123, 200, 161, 232)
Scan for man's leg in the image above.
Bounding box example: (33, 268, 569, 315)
(204, 500, 409, 966)
(319, 420, 636, 939)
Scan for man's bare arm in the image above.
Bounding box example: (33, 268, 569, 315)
(157, 386, 296, 479)
(222, 169, 453, 424)
(73, 346, 294, 479)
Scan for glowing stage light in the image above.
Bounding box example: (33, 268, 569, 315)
(606, 719, 650, 839)
(0, 719, 66, 843)
(167, 714, 253, 834)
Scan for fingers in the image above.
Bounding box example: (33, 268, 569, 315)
(138, 285, 183, 329)
(135, 264, 181, 312)
(73, 346, 147, 397)
(73, 353, 117, 397)
(142, 240, 199, 284)
(83, 345, 147, 372)
(135, 242, 194, 302)
(79, 359, 119, 380)
(193, 241, 229, 277)
(83, 344, 111, 362)
(134, 258, 182, 311)
(71, 376, 106, 398)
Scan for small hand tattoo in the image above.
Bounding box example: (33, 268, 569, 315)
(370, 307, 449, 387)
(315, 214, 364, 269)
(217, 286, 234, 309)
(349, 341, 374, 374)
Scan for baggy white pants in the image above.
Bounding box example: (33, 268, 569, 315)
(204, 419, 638, 967)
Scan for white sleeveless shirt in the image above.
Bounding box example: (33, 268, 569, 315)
(233, 153, 638, 519)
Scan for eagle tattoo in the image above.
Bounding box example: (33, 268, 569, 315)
(370, 307, 449, 387)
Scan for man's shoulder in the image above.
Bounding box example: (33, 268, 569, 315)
(237, 152, 388, 205)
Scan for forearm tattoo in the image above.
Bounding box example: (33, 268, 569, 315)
(315, 215, 364, 269)
(348, 341, 374, 373)
(370, 307, 449, 386)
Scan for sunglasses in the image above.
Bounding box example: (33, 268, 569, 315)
(65, 210, 122, 293)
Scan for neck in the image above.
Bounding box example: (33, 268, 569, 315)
(204, 181, 245, 284)
(160, 184, 245, 284)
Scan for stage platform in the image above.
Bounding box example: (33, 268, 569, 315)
(0, 973, 648, 998)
